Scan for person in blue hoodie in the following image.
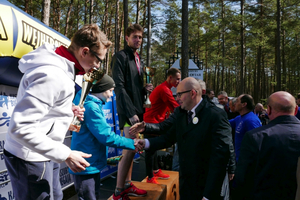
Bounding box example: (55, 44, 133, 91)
(70, 74, 142, 200)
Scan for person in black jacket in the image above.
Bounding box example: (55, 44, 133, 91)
(111, 24, 153, 200)
(130, 77, 234, 200)
(234, 91, 300, 200)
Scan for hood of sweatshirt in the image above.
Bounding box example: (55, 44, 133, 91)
(18, 43, 75, 80)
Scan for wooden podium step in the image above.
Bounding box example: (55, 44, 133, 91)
(107, 181, 166, 200)
(142, 170, 179, 200)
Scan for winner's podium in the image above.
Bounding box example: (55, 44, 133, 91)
(108, 181, 166, 200)
(107, 170, 179, 200)
(142, 170, 179, 200)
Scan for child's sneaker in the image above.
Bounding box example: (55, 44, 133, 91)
(112, 191, 131, 200)
(147, 177, 159, 184)
(153, 169, 170, 179)
(123, 182, 147, 196)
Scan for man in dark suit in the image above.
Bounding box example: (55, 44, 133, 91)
(131, 77, 233, 200)
(234, 91, 300, 200)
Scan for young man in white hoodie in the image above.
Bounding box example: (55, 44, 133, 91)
(4, 24, 112, 200)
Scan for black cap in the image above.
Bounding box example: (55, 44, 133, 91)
(91, 74, 115, 93)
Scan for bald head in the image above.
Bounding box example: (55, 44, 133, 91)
(256, 103, 263, 108)
(179, 77, 202, 96)
(255, 103, 264, 113)
(176, 77, 202, 111)
(267, 91, 297, 120)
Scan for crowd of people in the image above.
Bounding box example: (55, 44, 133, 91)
(3, 23, 300, 200)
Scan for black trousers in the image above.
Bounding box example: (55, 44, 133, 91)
(145, 149, 159, 178)
(144, 133, 160, 178)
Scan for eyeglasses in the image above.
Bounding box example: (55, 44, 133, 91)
(176, 90, 192, 98)
(90, 50, 103, 63)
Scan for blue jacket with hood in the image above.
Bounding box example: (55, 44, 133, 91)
(69, 90, 135, 175)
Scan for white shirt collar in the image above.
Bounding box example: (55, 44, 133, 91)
(189, 98, 203, 118)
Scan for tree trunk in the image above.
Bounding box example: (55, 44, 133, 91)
(256, 46, 262, 102)
(205, 41, 208, 85)
(296, 33, 299, 94)
(53, 0, 60, 32)
(89, 0, 94, 24)
(254, 0, 263, 102)
(262, 54, 265, 99)
(213, 62, 217, 92)
(123, 0, 128, 48)
(42, 0, 50, 26)
(77, 1, 80, 30)
(104, 0, 108, 34)
(276, 0, 281, 91)
(221, 0, 225, 91)
(240, 0, 245, 94)
(216, 60, 220, 92)
(146, 0, 151, 67)
(236, 57, 239, 96)
(281, 4, 286, 91)
(140, 0, 147, 58)
(24, 0, 29, 13)
(115, 0, 119, 52)
(84, 0, 88, 24)
(118, 13, 124, 52)
(29, 0, 33, 16)
(216, 36, 221, 92)
(181, 0, 189, 79)
(105, 8, 113, 74)
(64, 0, 73, 36)
(136, 0, 140, 23)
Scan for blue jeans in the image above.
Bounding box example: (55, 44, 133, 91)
(4, 149, 63, 200)
(72, 173, 101, 200)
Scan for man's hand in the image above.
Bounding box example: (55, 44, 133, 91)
(129, 121, 146, 137)
(129, 115, 140, 126)
(72, 105, 85, 121)
(229, 173, 235, 181)
(65, 151, 91, 173)
(133, 138, 145, 152)
(145, 83, 153, 92)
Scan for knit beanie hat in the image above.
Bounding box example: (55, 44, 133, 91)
(91, 74, 115, 93)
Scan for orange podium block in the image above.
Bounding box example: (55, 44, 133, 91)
(107, 181, 166, 200)
(142, 170, 179, 200)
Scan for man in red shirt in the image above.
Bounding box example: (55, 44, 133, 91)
(143, 68, 181, 183)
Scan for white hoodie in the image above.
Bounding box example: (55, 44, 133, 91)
(5, 43, 75, 163)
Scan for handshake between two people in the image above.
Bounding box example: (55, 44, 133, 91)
(66, 120, 147, 174)
(133, 138, 145, 152)
(131, 121, 147, 152)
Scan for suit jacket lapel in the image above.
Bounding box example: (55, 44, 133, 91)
(181, 99, 205, 137)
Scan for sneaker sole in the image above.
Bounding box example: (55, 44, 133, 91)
(154, 177, 170, 179)
(127, 193, 147, 197)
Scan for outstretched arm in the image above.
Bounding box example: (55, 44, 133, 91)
(129, 121, 146, 137)
(65, 151, 91, 173)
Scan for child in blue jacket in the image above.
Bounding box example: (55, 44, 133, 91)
(69, 74, 141, 199)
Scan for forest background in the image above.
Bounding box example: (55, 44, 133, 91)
(8, 0, 300, 104)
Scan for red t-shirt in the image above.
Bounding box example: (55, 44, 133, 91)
(143, 81, 179, 123)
